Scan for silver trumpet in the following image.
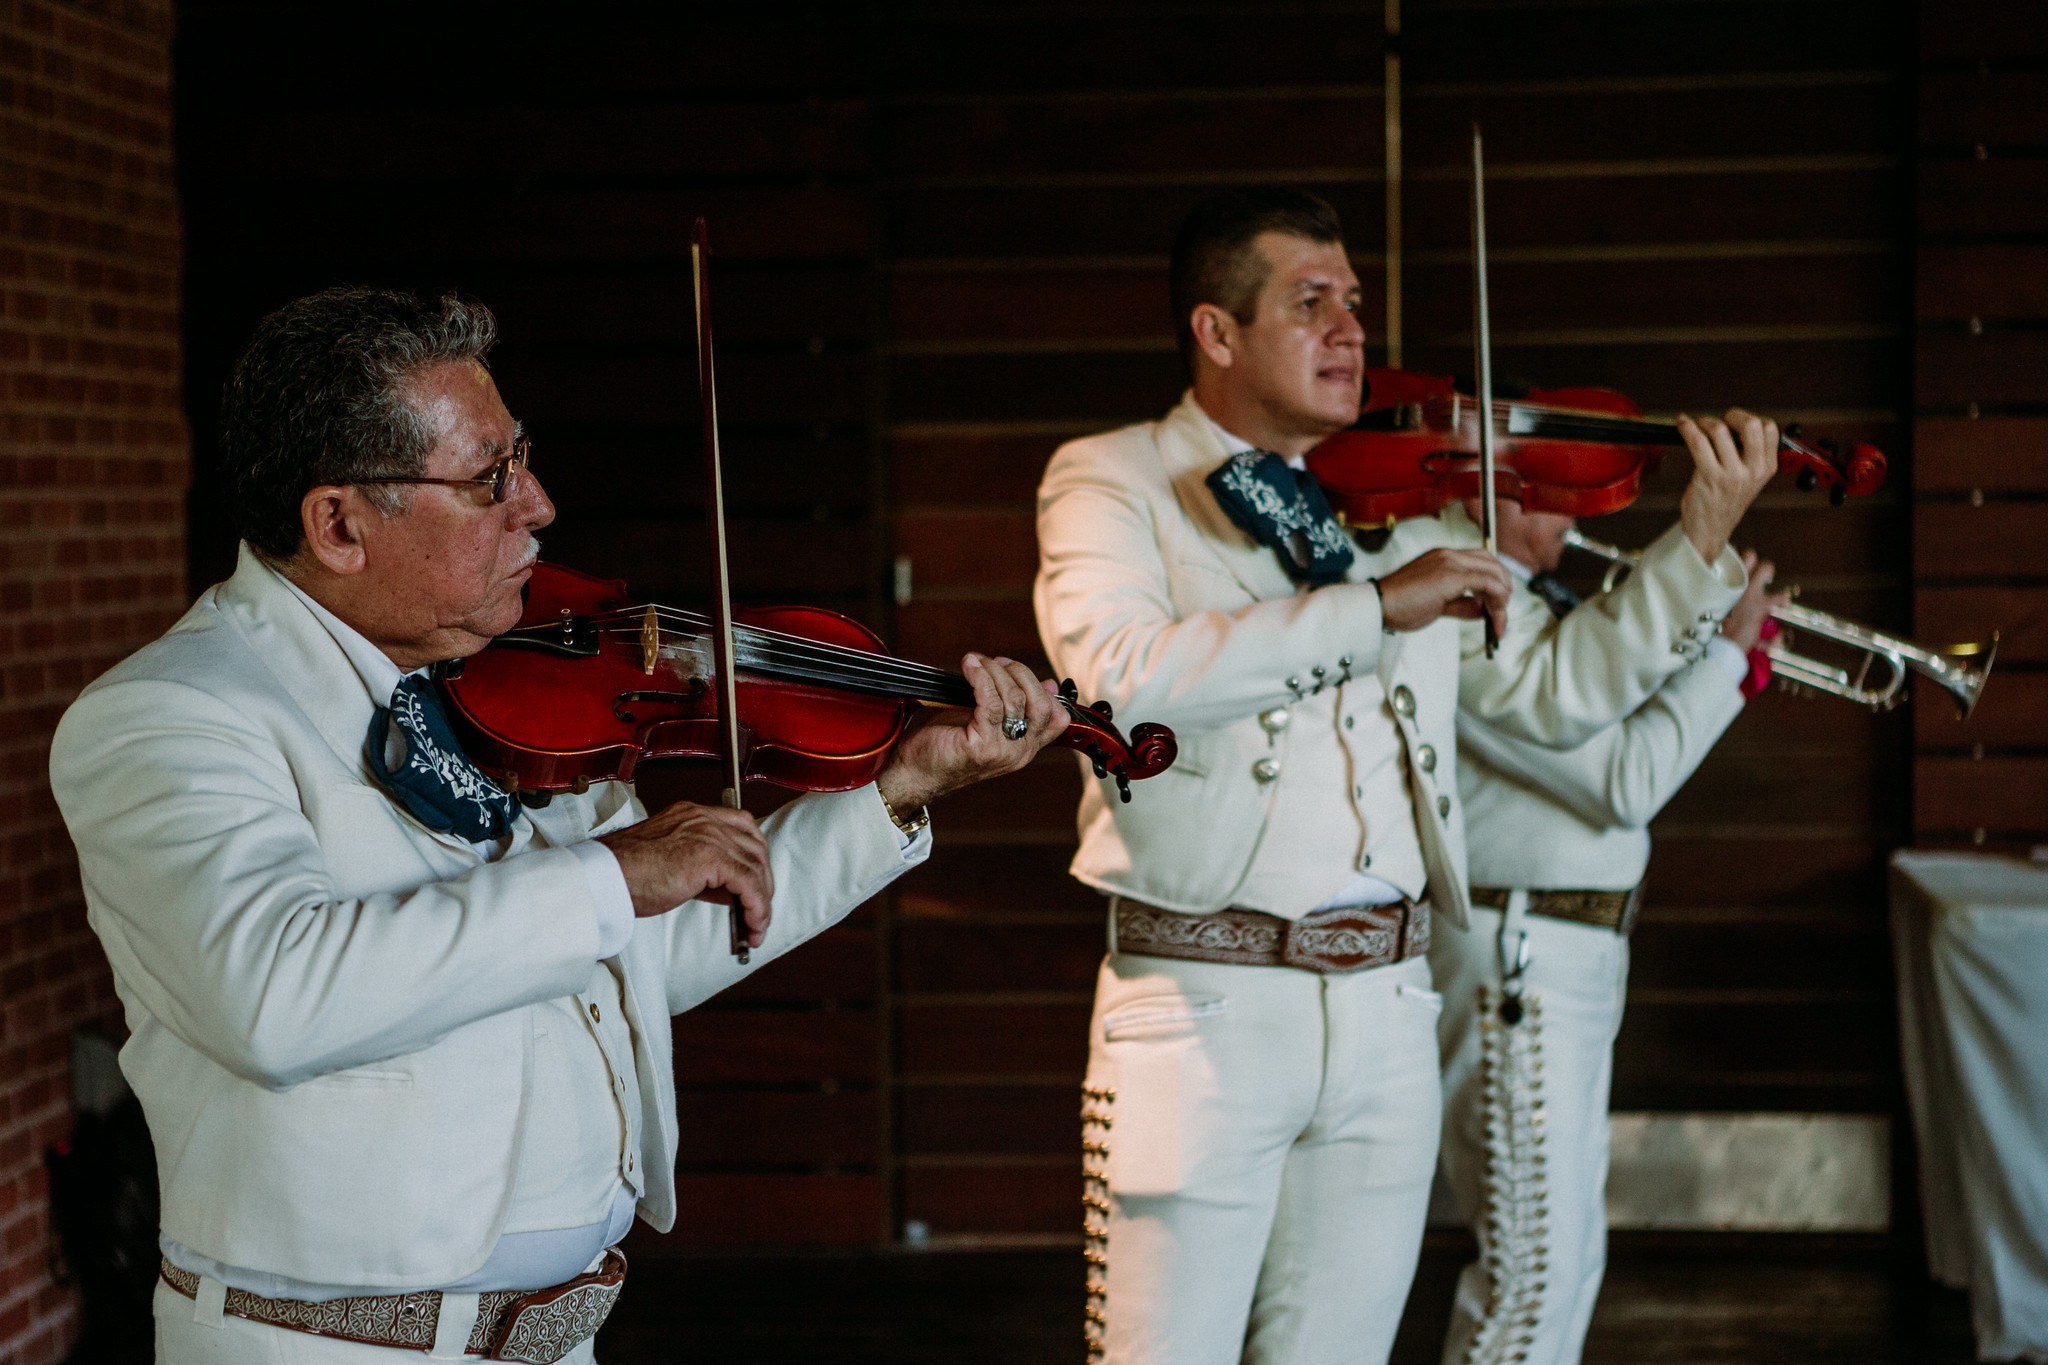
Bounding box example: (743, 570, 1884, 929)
(1560, 527, 1997, 719)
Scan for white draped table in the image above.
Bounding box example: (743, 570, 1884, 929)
(1893, 851, 2048, 1362)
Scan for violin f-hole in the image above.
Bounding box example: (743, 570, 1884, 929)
(614, 682, 707, 724)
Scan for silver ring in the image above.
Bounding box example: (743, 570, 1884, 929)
(1001, 716, 1028, 741)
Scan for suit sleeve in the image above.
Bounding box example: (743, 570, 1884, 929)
(1458, 520, 1748, 747)
(656, 785, 929, 1016)
(50, 679, 613, 1092)
(1034, 443, 1387, 733)
(1455, 656, 1745, 829)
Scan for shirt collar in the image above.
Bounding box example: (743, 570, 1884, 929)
(268, 563, 416, 701)
(1198, 407, 1309, 471)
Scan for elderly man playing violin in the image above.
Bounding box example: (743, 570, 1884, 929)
(1033, 187, 1775, 1365)
(50, 286, 1070, 1365)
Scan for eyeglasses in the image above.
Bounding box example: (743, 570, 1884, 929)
(355, 435, 530, 504)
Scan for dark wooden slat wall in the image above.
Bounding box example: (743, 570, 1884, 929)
(172, 2, 1931, 1251)
(1913, 1, 2048, 854)
(880, 0, 1914, 1243)
(174, 5, 897, 1248)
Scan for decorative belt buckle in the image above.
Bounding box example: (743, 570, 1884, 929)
(1278, 905, 1403, 974)
(488, 1251, 627, 1364)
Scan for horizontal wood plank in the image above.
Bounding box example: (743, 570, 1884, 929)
(1914, 669, 2048, 749)
(537, 515, 876, 602)
(186, 185, 872, 263)
(495, 349, 868, 426)
(1920, 0, 2048, 59)
(1628, 922, 1889, 995)
(1644, 838, 1888, 908)
(189, 101, 871, 180)
(1914, 755, 2048, 831)
(1913, 502, 2048, 579)
(1918, 159, 2048, 237)
(894, 600, 1050, 679)
(889, 167, 1903, 261)
(1615, 998, 1894, 1082)
(1918, 586, 2048, 669)
(673, 1089, 880, 1166)
(927, 752, 1085, 841)
(1920, 73, 2048, 147)
(900, 1085, 1080, 1156)
(1916, 331, 2048, 406)
(644, 1174, 882, 1249)
(717, 928, 877, 1005)
(899, 1164, 1078, 1237)
(538, 425, 874, 516)
(895, 511, 1038, 594)
(897, 920, 1103, 995)
(1916, 246, 2048, 322)
(895, 844, 1101, 921)
(896, 1001, 1091, 1079)
(672, 1010, 879, 1085)
(1913, 417, 2048, 492)
(892, 338, 1905, 426)
(891, 429, 1083, 509)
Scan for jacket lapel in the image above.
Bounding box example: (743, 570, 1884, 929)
(212, 545, 498, 860)
(1155, 393, 1304, 603)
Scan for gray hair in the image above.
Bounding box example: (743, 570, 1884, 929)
(219, 286, 499, 560)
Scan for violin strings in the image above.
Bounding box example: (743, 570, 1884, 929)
(590, 625, 976, 703)
(580, 603, 973, 694)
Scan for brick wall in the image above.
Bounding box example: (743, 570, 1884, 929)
(0, 1, 183, 1360)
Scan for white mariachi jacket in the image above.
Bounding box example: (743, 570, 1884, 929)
(50, 545, 926, 1290)
(1033, 393, 1748, 928)
(1457, 635, 1747, 891)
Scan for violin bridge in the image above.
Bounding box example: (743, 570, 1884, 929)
(641, 604, 658, 675)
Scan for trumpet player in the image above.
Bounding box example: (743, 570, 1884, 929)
(1431, 494, 1789, 1365)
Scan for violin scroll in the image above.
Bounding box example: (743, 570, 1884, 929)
(1055, 678, 1180, 802)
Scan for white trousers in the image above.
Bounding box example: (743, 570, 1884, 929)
(1084, 950, 1445, 1365)
(153, 1278, 599, 1364)
(1430, 905, 1629, 1365)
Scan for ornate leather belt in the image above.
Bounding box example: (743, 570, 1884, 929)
(1111, 897, 1428, 974)
(159, 1247, 626, 1363)
(1471, 884, 1643, 935)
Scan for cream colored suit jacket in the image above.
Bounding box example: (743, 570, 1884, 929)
(1034, 393, 1747, 927)
(1458, 603, 1746, 891)
(49, 546, 925, 1289)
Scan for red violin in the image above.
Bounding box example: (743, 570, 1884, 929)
(1307, 367, 1888, 527)
(435, 562, 1178, 805)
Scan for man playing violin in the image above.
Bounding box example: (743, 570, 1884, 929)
(49, 287, 1071, 1365)
(1033, 188, 1776, 1365)
(1431, 503, 1789, 1365)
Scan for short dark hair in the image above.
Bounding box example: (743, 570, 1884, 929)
(219, 286, 500, 560)
(1169, 188, 1345, 377)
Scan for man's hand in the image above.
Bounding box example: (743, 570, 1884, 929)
(1375, 548, 1512, 637)
(598, 801, 774, 944)
(1719, 548, 1794, 653)
(1676, 407, 1779, 566)
(876, 653, 1072, 812)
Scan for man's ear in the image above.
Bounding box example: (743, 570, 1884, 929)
(299, 485, 374, 576)
(1189, 303, 1238, 372)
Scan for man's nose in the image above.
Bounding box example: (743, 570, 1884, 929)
(1332, 304, 1366, 348)
(510, 467, 555, 531)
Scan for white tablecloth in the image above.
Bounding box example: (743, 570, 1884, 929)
(1893, 851, 2048, 1362)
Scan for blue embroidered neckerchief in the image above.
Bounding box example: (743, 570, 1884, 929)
(365, 674, 517, 842)
(1205, 449, 1356, 588)
(1526, 571, 1582, 620)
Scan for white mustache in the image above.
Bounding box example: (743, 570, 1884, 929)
(512, 538, 540, 572)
